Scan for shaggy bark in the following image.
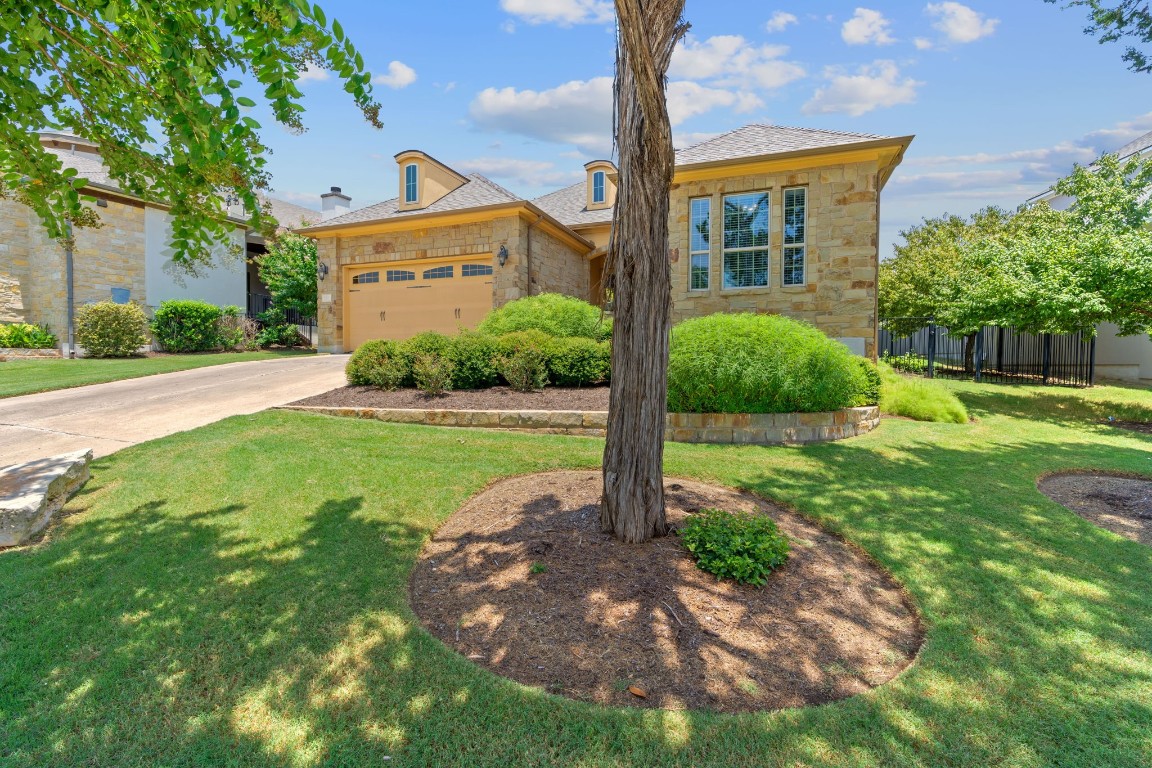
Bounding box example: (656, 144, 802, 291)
(600, 0, 688, 544)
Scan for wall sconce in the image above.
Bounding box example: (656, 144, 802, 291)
(317, 261, 329, 281)
(497, 245, 509, 267)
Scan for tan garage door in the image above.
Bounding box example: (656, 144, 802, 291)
(345, 257, 494, 349)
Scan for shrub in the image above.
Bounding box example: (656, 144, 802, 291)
(217, 306, 260, 351)
(666, 313, 872, 414)
(677, 508, 790, 587)
(75, 301, 149, 357)
(478, 293, 610, 340)
(151, 300, 224, 352)
(546, 336, 611, 387)
(879, 363, 969, 423)
(412, 352, 455, 395)
(853, 357, 883, 407)
(495, 330, 552, 391)
(399, 332, 455, 386)
(882, 351, 929, 374)
(448, 331, 500, 390)
(0, 323, 57, 349)
(346, 339, 407, 389)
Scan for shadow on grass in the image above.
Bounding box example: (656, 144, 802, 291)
(952, 385, 1152, 432)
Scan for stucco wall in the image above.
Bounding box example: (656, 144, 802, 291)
(143, 206, 247, 310)
(667, 161, 881, 358)
(1095, 322, 1152, 381)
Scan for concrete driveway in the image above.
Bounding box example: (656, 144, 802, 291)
(0, 354, 348, 466)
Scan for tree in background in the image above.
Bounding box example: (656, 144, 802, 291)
(0, 1, 380, 273)
(600, 0, 687, 544)
(1046, 1, 1152, 73)
(257, 233, 318, 320)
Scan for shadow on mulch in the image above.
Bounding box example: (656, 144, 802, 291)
(409, 471, 923, 713)
(1039, 471, 1152, 546)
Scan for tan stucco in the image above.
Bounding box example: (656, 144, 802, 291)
(395, 151, 469, 212)
(584, 160, 618, 212)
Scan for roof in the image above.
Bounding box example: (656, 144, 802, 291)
(532, 182, 613, 228)
(42, 146, 119, 190)
(674, 124, 898, 166)
(303, 173, 523, 230)
(1113, 129, 1152, 161)
(264, 196, 318, 230)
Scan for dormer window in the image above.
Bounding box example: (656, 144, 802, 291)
(592, 171, 606, 205)
(404, 163, 418, 204)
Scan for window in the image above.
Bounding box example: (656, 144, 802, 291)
(423, 265, 454, 280)
(783, 187, 806, 286)
(352, 271, 379, 284)
(689, 197, 710, 291)
(462, 263, 494, 277)
(722, 192, 770, 289)
(386, 269, 415, 282)
(592, 171, 606, 204)
(404, 163, 418, 204)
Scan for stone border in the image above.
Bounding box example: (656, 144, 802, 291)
(0, 347, 60, 359)
(277, 405, 879, 445)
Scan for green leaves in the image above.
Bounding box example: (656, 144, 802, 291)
(677, 509, 790, 587)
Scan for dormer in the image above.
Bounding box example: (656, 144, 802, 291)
(584, 160, 617, 211)
(395, 150, 469, 211)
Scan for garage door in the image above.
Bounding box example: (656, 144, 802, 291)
(345, 257, 494, 348)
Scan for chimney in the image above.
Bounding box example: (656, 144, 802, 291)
(320, 186, 351, 220)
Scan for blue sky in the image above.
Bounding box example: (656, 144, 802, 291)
(252, 1, 1151, 256)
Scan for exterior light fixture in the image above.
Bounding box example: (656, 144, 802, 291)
(317, 261, 329, 281)
(497, 245, 509, 267)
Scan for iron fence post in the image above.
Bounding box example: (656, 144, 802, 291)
(927, 320, 936, 379)
(1088, 334, 1096, 386)
(974, 329, 984, 383)
(1042, 334, 1052, 385)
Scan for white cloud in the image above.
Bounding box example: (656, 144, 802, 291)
(914, 37, 933, 50)
(670, 34, 806, 90)
(667, 81, 763, 124)
(459, 157, 582, 188)
(765, 11, 799, 33)
(499, 0, 613, 26)
(297, 63, 330, 82)
(270, 190, 321, 208)
(373, 61, 417, 89)
(926, 2, 998, 44)
(802, 60, 920, 116)
(842, 8, 896, 46)
(501, 20, 517, 34)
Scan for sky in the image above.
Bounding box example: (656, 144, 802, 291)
(248, 0, 1152, 258)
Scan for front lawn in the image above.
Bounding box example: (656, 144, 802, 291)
(0, 350, 314, 398)
(0, 381, 1150, 766)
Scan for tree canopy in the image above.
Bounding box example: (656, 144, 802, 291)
(1047, 1, 1152, 73)
(257, 231, 318, 319)
(0, 0, 380, 273)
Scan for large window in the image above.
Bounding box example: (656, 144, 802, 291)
(783, 187, 807, 286)
(689, 197, 710, 291)
(592, 171, 606, 204)
(423, 265, 454, 280)
(404, 163, 418, 204)
(722, 192, 770, 289)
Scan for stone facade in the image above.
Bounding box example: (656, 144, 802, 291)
(667, 160, 881, 358)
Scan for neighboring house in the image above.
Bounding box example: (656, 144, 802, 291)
(1027, 129, 1152, 381)
(301, 124, 913, 358)
(0, 132, 342, 354)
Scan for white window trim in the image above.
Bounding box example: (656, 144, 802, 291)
(404, 163, 418, 204)
(721, 191, 771, 291)
(782, 186, 807, 287)
(688, 196, 711, 292)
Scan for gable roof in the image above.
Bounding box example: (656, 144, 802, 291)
(1112, 129, 1152, 161)
(532, 181, 613, 229)
(264, 196, 318, 230)
(302, 173, 523, 231)
(674, 124, 899, 166)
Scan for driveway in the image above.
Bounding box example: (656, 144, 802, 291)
(0, 354, 348, 466)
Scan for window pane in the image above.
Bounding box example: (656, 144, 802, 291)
(723, 193, 770, 250)
(784, 188, 806, 245)
(405, 164, 418, 203)
(386, 270, 415, 282)
(592, 171, 605, 204)
(423, 265, 454, 280)
(462, 263, 493, 277)
(690, 197, 710, 253)
(783, 246, 805, 286)
(353, 271, 379, 284)
(690, 253, 709, 290)
(723, 250, 769, 289)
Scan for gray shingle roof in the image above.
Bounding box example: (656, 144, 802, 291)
(42, 146, 119, 189)
(264, 197, 319, 230)
(303, 173, 523, 230)
(1113, 129, 1152, 160)
(674, 124, 893, 166)
(532, 182, 613, 228)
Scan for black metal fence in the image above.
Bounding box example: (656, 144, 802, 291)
(879, 318, 1096, 387)
(247, 293, 317, 346)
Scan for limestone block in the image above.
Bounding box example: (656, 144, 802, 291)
(377, 409, 428, 424)
(549, 411, 584, 428)
(1, 449, 92, 547)
(582, 412, 609, 429)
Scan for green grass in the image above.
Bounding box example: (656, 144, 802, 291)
(1, 381, 1151, 766)
(879, 363, 969, 423)
(0, 350, 314, 398)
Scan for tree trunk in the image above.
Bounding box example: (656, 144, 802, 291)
(600, 0, 688, 544)
(963, 332, 977, 373)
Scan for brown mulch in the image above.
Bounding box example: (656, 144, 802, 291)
(291, 385, 610, 411)
(1039, 472, 1152, 546)
(409, 471, 923, 713)
(1107, 420, 1152, 436)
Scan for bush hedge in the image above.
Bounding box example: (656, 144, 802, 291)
(545, 336, 611, 387)
(667, 313, 876, 414)
(151, 300, 224, 352)
(0, 322, 57, 349)
(478, 293, 611, 341)
(346, 339, 407, 389)
(75, 301, 150, 357)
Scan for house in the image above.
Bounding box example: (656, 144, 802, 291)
(1027, 129, 1152, 381)
(300, 124, 914, 358)
(0, 132, 337, 354)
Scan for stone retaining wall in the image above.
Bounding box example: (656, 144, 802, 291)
(0, 347, 61, 358)
(278, 405, 880, 445)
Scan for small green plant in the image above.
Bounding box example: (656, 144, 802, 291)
(255, 308, 307, 348)
(0, 322, 57, 349)
(151, 300, 224, 352)
(852, 357, 882, 407)
(879, 363, 968, 423)
(346, 339, 407, 390)
(882, 351, 930, 374)
(448, 331, 500, 390)
(498, 348, 549, 392)
(677, 508, 789, 587)
(399, 331, 454, 386)
(529, 562, 548, 574)
(411, 352, 454, 396)
(216, 306, 260, 351)
(75, 301, 150, 357)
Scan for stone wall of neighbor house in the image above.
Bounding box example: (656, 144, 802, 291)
(667, 160, 881, 358)
(524, 219, 590, 301)
(0, 199, 33, 323)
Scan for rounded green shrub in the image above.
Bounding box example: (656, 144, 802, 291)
(151, 300, 224, 352)
(545, 336, 611, 387)
(495, 330, 551, 391)
(398, 332, 454, 387)
(346, 339, 407, 389)
(478, 293, 610, 340)
(448, 331, 500, 390)
(677, 508, 790, 587)
(853, 357, 882, 407)
(75, 301, 149, 358)
(667, 313, 871, 414)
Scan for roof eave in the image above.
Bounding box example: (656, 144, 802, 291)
(675, 135, 915, 176)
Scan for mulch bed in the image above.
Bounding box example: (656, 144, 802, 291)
(409, 471, 923, 713)
(292, 385, 611, 411)
(1106, 420, 1152, 436)
(1039, 472, 1152, 546)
